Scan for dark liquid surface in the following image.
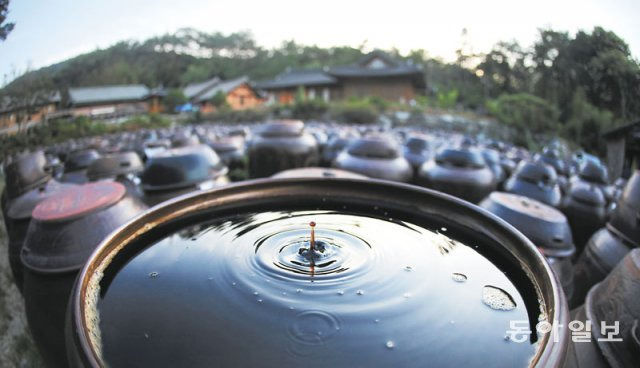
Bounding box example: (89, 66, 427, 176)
(97, 211, 539, 367)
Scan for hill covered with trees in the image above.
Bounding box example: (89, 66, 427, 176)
(1, 26, 639, 152)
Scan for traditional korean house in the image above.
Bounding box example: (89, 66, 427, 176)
(183, 76, 263, 112)
(256, 51, 426, 104)
(0, 91, 61, 135)
(67, 85, 151, 118)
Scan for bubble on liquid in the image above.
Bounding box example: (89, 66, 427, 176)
(231, 282, 237, 286)
(257, 299, 263, 303)
(356, 290, 364, 295)
(253, 291, 259, 296)
(404, 266, 413, 272)
(386, 340, 395, 349)
(452, 273, 467, 282)
(482, 285, 517, 311)
(148, 272, 158, 278)
(296, 288, 303, 294)
(289, 311, 341, 345)
(374, 319, 380, 323)
(337, 290, 344, 296)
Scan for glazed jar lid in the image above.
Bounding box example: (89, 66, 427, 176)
(259, 120, 304, 138)
(65, 149, 101, 172)
(140, 145, 227, 191)
(171, 132, 201, 148)
(4, 150, 52, 199)
(7, 181, 77, 220)
(568, 182, 605, 207)
(32, 182, 126, 222)
(480, 192, 574, 257)
(86, 152, 143, 181)
(347, 137, 400, 159)
(435, 148, 485, 169)
(21, 182, 133, 273)
(69, 179, 569, 368)
(209, 138, 243, 153)
(404, 136, 430, 152)
(578, 160, 608, 185)
(515, 161, 558, 185)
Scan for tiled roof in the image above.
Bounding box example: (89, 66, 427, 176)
(255, 51, 425, 90)
(68, 85, 149, 105)
(0, 91, 61, 113)
(183, 77, 220, 99)
(196, 76, 250, 102)
(254, 69, 337, 90)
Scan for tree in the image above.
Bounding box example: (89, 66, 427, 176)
(209, 91, 228, 108)
(486, 93, 559, 135)
(0, 0, 14, 41)
(164, 89, 187, 112)
(563, 89, 614, 155)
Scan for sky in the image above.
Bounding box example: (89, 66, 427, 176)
(0, 0, 638, 85)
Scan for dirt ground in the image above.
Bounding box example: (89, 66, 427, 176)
(0, 179, 44, 367)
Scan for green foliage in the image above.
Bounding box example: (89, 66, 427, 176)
(0, 0, 14, 41)
(291, 98, 329, 120)
(331, 98, 379, 124)
(164, 89, 187, 112)
(563, 89, 615, 155)
(0, 114, 172, 160)
(209, 91, 228, 108)
(487, 93, 560, 134)
(436, 89, 459, 109)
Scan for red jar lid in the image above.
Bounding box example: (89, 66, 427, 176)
(32, 182, 126, 222)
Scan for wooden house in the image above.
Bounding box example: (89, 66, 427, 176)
(67, 85, 151, 118)
(183, 76, 263, 112)
(0, 91, 61, 135)
(256, 51, 425, 104)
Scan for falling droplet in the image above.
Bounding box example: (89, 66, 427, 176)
(144, 333, 149, 339)
(386, 340, 395, 349)
(452, 273, 467, 282)
(441, 227, 447, 232)
(482, 285, 517, 311)
(282, 291, 287, 296)
(148, 272, 158, 278)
